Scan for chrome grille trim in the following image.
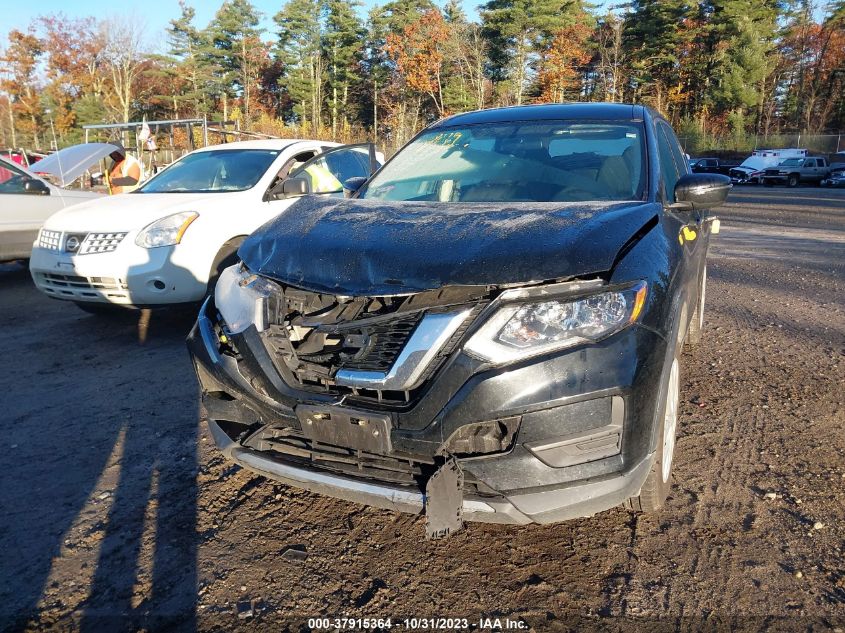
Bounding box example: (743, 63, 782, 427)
(334, 308, 474, 391)
(79, 232, 127, 255)
(38, 229, 62, 250)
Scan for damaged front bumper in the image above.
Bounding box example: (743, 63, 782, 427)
(188, 294, 666, 525)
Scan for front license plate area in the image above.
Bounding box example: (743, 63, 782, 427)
(296, 405, 392, 454)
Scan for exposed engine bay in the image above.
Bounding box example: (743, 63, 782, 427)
(259, 284, 491, 401)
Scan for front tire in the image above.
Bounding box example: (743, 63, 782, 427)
(624, 355, 680, 512)
(787, 174, 799, 188)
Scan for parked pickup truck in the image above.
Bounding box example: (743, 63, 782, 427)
(762, 156, 830, 187)
(689, 157, 738, 176)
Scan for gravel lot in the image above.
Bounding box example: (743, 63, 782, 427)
(1, 187, 843, 631)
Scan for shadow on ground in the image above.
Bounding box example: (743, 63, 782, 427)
(0, 262, 201, 630)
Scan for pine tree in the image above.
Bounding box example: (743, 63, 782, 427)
(275, 0, 324, 133)
(166, 2, 213, 117)
(624, 0, 693, 115)
(207, 0, 265, 122)
(481, 0, 587, 105)
(324, 0, 365, 137)
(704, 0, 779, 135)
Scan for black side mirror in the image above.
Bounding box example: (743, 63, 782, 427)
(672, 173, 731, 210)
(281, 177, 309, 197)
(24, 178, 50, 196)
(343, 176, 368, 198)
(267, 176, 310, 201)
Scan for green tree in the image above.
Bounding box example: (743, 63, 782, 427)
(275, 0, 324, 132)
(481, 0, 587, 105)
(207, 0, 265, 122)
(166, 2, 214, 117)
(324, 0, 364, 137)
(624, 0, 693, 115)
(704, 0, 778, 134)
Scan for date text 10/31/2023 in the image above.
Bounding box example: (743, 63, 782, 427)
(307, 617, 529, 630)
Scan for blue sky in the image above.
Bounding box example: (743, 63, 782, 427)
(0, 0, 489, 52)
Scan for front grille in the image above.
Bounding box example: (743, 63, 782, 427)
(80, 232, 127, 255)
(38, 229, 62, 250)
(251, 284, 491, 408)
(250, 427, 433, 486)
(244, 426, 492, 495)
(36, 272, 128, 299)
(36, 230, 127, 254)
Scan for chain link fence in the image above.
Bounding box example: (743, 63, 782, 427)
(679, 133, 845, 158)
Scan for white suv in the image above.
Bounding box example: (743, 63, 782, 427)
(29, 140, 379, 312)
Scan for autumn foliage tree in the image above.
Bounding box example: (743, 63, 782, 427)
(537, 22, 592, 103)
(1, 0, 843, 154)
(384, 9, 451, 116)
(1, 29, 43, 148)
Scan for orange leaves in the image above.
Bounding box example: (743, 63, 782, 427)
(537, 22, 592, 104)
(384, 9, 450, 114)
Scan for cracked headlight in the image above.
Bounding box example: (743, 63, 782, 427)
(464, 282, 647, 363)
(214, 264, 277, 334)
(135, 211, 198, 248)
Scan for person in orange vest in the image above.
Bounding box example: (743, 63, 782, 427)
(106, 144, 143, 194)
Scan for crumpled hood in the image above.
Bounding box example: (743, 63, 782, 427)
(239, 197, 659, 296)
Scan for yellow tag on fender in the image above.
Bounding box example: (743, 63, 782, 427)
(682, 226, 698, 242)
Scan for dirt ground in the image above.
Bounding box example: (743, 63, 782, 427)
(1, 187, 843, 632)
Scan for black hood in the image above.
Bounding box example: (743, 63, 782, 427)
(239, 197, 659, 296)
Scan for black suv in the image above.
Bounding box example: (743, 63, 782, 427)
(188, 103, 730, 536)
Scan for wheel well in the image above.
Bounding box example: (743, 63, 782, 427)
(207, 236, 247, 290)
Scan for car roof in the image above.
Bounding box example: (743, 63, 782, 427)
(192, 139, 336, 152)
(430, 103, 646, 128)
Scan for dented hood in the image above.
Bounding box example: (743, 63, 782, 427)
(239, 197, 659, 296)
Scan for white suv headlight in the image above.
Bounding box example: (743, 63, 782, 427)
(215, 264, 278, 334)
(135, 211, 198, 248)
(464, 282, 647, 364)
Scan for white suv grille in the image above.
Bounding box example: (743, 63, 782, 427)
(38, 229, 62, 250)
(79, 232, 127, 255)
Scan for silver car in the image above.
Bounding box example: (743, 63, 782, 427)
(0, 156, 101, 261)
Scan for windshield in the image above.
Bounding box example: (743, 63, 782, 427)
(359, 121, 646, 202)
(779, 158, 802, 166)
(136, 149, 280, 193)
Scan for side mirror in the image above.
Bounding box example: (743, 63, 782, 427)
(281, 177, 309, 197)
(24, 178, 50, 196)
(672, 173, 731, 210)
(343, 176, 368, 198)
(267, 176, 310, 201)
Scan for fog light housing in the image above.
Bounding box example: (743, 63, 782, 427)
(442, 418, 519, 458)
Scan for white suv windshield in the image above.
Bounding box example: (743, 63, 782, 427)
(137, 149, 280, 193)
(359, 121, 646, 202)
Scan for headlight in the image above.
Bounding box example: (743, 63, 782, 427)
(135, 211, 198, 248)
(464, 282, 647, 363)
(215, 264, 278, 334)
